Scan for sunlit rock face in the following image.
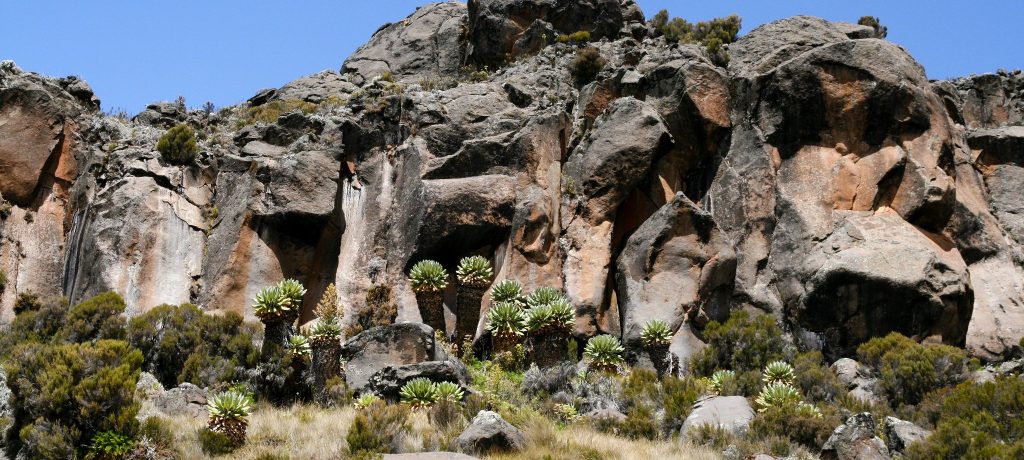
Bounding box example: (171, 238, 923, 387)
(2, 3, 1023, 361)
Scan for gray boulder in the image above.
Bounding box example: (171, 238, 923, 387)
(883, 416, 931, 454)
(342, 323, 453, 392)
(680, 396, 755, 437)
(342, 2, 467, 86)
(364, 360, 470, 400)
(151, 383, 208, 419)
(455, 410, 526, 455)
(833, 22, 877, 39)
(133, 101, 187, 128)
(822, 413, 891, 460)
(276, 70, 357, 103)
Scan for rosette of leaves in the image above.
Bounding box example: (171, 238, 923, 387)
(252, 286, 291, 322)
(547, 298, 575, 333)
(456, 256, 493, 287)
(640, 320, 673, 348)
(754, 382, 801, 412)
(525, 304, 556, 335)
(434, 382, 465, 403)
(206, 390, 254, 447)
(353, 393, 381, 410)
(399, 378, 439, 409)
(409, 260, 448, 292)
(795, 401, 822, 418)
(277, 279, 307, 312)
(308, 316, 343, 342)
(709, 369, 736, 395)
(490, 279, 526, 306)
(584, 335, 625, 373)
(762, 361, 795, 385)
(486, 302, 526, 338)
(526, 287, 564, 308)
(285, 334, 311, 358)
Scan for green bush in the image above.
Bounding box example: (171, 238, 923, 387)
(58, 291, 127, 343)
(346, 402, 411, 456)
(569, 47, 606, 87)
(651, 10, 741, 65)
(235, 99, 317, 127)
(156, 124, 198, 165)
(12, 291, 42, 315)
(4, 339, 143, 458)
(567, 30, 592, 43)
(690, 310, 788, 379)
(198, 428, 236, 456)
(857, 332, 966, 406)
(621, 405, 659, 440)
(906, 377, 1024, 459)
(793, 351, 845, 403)
(858, 16, 888, 38)
(345, 285, 399, 337)
(0, 298, 68, 355)
(127, 303, 260, 388)
(88, 430, 135, 459)
(749, 404, 841, 450)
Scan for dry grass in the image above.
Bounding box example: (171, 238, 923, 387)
(486, 415, 723, 460)
(157, 402, 722, 459)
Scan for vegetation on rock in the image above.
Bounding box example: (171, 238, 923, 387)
(569, 46, 606, 86)
(156, 123, 198, 165)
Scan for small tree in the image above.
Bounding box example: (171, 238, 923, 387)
(858, 16, 888, 38)
(570, 47, 606, 87)
(156, 124, 198, 165)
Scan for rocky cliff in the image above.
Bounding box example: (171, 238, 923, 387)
(2, 1, 1023, 362)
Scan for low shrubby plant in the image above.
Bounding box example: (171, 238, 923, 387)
(156, 124, 198, 165)
(857, 332, 967, 406)
(346, 401, 412, 456)
(569, 47, 606, 87)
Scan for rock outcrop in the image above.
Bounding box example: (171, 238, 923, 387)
(680, 396, 755, 437)
(455, 410, 526, 455)
(2, 2, 1024, 364)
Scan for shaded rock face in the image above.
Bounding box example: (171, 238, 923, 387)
(341, 323, 455, 392)
(2, 5, 1024, 365)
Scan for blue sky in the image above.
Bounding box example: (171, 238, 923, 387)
(2, 1, 1019, 114)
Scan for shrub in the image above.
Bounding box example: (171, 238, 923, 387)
(653, 11, 741, 65)
(0, 270, 6, 293)
(793, 351, 846, 403)
(905, 377, 1024, 459)
(584, 335, 625, 373)
(621, 405, 659, 440)
(749, 404, 839, 450)
(156, 124, 198, 165)
(314, 283, 342, 322)
(456, 256, 493, 287)
(235, 99, 316, 127)
(526, 287, 564, 308)
(58, 291, 127, 343)
(570, 47, 606, 86)
(567, 30, 592, 43)
(88, 430, 135, 459)
(690, 310, 788, 378)
(762, 361, 795, 385)
(127, 303, 259, 388)
(197, 428, 235, 456)
(490, 279, 525, 306)
(409, 260, 448, 292)
(346, 402, 411, 456)
(0, 298, 67, 355)
(400, 378, 439, 409)
(640, 320, 673, 348)
(858, 16, 888, 38)
(4, 340, 143, 458)
(346, 284, 398, 337)
(13, 291, 42, 315)
(857, 332, 967, 406)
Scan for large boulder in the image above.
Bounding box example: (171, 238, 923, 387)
(342, 2, 468, 85)
(680, 396, 755, 437)
(342, 323, 454, 392)
(275, 70, 357, 103)
(149, 383, 209, 419)
(822, 413, 891, 460)
(466, 0, 645, 67)
(883, 416, 931, 454)
(365, 360, 470, 400)
(455, 410, 526, 455)
(616, 193, 735, 361)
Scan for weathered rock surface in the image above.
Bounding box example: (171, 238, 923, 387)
(883, 416, 931, 454)
(822, 413, 890, 460)
(342, 323, 454, 392)
(455, 410, 526, 455)
(680, 396, 755, 437)
(2, 3, 1024, 365)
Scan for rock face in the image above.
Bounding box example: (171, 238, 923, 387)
(680, 396, 755, 437)
(2, 4, 1024, 363)
(822, 413, 890, 460)
(883, 416, 931, 454)
(341, 323, 465, 393)
(455, 410, 526, 455)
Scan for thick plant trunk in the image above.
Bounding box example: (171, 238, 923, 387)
(456, 284, 487, 340)
(531, 331, 569, 368)
(647, 345, 672, 377)
(492, 334, 519, 356)
(261, 319, 294, 361)
(311, 337, 342, 406)
(415, 290, 446, 335)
